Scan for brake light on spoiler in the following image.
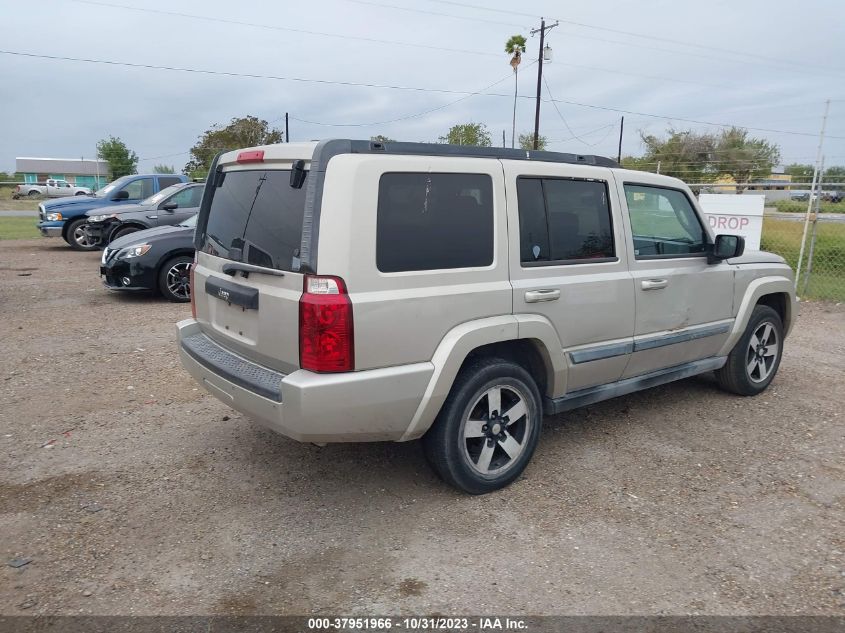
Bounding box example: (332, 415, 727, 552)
(236, 150, 265, 163)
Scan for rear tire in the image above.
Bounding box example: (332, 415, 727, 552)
(423, 358, 542, 494)
(158, 256, 192, 303)
(66, 218, 99, 251)
(27, 190, 40, 198)
(716, 305, 783, 396)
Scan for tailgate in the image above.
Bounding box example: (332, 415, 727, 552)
(192, 161, 311, 375)
(193, 253, 302, 375)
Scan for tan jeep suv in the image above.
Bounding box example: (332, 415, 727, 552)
(177, 140, 796, 494)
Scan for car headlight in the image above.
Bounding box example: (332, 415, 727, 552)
(117, 244, 152, 259)
(88, 213, 117, 223)
(46, 212, 62, 221)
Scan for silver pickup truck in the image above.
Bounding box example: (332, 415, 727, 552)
(13, 179, 91, 199)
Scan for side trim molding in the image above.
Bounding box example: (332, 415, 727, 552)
(545, 356, 726, 415)
(568, 341, 634, 365)
(633, 322, 731, 352)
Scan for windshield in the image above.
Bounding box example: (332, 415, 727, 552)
(179, 214, 198, 228)
(94, 175, 133, 198)
(142, 183, 185, 206)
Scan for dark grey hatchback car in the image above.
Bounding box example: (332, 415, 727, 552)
(84, 183, 204, 248)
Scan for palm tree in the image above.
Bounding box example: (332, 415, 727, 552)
(505, 35, 527, 149)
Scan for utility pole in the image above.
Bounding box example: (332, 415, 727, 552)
(796, 99, 830, 292)
(502, 129, 506, 148)
(285, 112, 290, 143)
(617, 116, 624, 163)
(530, 18, 558, 150)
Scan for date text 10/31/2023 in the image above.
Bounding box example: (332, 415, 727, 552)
(306, 617, 528, 631)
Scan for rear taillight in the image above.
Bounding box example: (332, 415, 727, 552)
(299, 275, 354, 373)
(15, 185, 20, 192)
(190, 253, 197, 318)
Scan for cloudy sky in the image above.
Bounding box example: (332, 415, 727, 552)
(1, 0, 844, 175)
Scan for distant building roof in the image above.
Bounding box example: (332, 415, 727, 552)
(15, 157, 110, 176)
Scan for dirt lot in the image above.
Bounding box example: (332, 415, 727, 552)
(1, 238, 843, 616)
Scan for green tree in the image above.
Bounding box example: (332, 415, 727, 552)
(620, 156, 653, 171)
(638, 128, 717, 182)
(822, 165, 845, 190)
(784, 163, 814, 182)
(153, 164, 175, 174)
(519, 133, 547, 151)
(96, 136, 139, 179)
(438, 123, 492, 147)
(370, 135, 395, 143)
(713, 126, 780, 189)
(505, 34, 527, 149)
(185, 116, 284, 175)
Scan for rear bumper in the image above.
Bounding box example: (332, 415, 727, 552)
(176, 319, 433, 442)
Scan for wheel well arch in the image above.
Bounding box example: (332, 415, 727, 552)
(756, 292, 790, 330)
(155, 250, 195, 280)
(461, 339, 553, 399)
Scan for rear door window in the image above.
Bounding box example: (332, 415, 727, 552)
(202, 170, 306, 272)
(517, 177, 615, 264)
(376, 172, 494, 273)
(158, 176, 183, 189)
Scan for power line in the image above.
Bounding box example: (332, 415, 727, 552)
(422, 0, 845, 75)
(70, 0, 725, 90)
(70, 0, 499, 58)
(3, 48, 841, 140)
(342, 0, 526, 28)
(291, 61, 537, 127)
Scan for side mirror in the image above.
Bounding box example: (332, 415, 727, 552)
(113, 190, 130, 201)
(161, 202, 178, 211)
(710, 234, 745, 263)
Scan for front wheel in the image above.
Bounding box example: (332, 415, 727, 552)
(716, 305, 784, 396)
(423, 358, 542, 494)
(158, 256, 192, 303)
(66, 218, 100, 251)
(75, 191, 86, 196)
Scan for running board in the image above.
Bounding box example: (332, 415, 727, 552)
(545, 356, 727, 416)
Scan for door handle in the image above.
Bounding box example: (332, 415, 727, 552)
(525, 289, 561, 303)
(641, 278, 668, 291)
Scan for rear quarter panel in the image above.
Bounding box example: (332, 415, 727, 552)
(316, 154, 512, 371)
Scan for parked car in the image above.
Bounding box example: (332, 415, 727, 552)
(177, 140, 797, 494)
(13, 179, 91, 198)
(100, 214, 196, 302)
(84, 182, 204, 247)
(37, 173, 188, 251)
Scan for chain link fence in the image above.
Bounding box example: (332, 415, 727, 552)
(697, 184, 845, 302)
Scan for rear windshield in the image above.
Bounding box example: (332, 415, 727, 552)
(201, 169, 306, 271)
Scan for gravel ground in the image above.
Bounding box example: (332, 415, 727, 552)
(1, 238, 843, 616)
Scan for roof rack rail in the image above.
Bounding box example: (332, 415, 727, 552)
(313, 139, 619, 168)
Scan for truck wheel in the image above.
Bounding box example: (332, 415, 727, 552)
(27, 190, 40, 197)
(158, 256, 192, 302)
(716, 305, 783, 396)
(423, 358, 542, 494)
(66, 218, 99, 251)
(75, 191, 86, 196)
(110, 225, 140, 241)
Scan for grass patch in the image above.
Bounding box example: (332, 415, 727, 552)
(773, 199, 845, 214)
(761, 218, 845, 301)
(0, 196, 41, 211)
(0, 217, 40, 240)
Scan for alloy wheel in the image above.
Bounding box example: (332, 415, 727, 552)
(746, 321, 779, 383)
(461, 384, 532, 476)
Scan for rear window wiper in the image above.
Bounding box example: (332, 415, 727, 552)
(221, 262, 285, 277)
